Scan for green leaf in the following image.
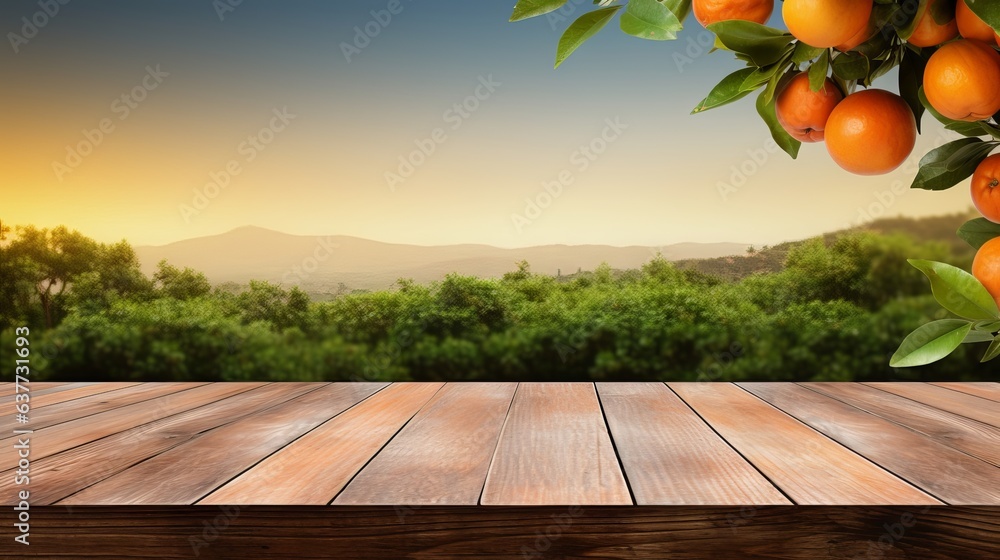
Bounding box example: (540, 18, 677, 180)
(964, 330, 996, 343)
(983, 337, 1000, 362)
(909, 259, 1000, 321)
(899, 48, 926, 133)
(808, 51, 829, 92)
(890, 319, 973, 367)
(945, 140, 998, 172)
(945, 121, 990, 137)
(958, 218, 1000, 250)
(756, 87, 800, 159)
(864, 46, 902, 87)
(761, 64, 791, 105)
(740, 66, 775, 92)
(510, 0, 569, 22)
(620, 0, 682, 41)
(911, 138, 992, 190)
(792, 42, 825, 64)
(976, 320, 1000, 332)
(692, 67, 757, 113)
(661, 0, 692, 22)
(981, 122, 1000, 141)
(741, 54, 794, 94)
(965, 0, 1000, 33)
(831, 51, 870, 81)
(707, 21, 794, 67)
(555, 6, 622, 68)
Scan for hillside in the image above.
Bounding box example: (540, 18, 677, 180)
(672, 211, 977, 281)
(134, 227, 749, 292)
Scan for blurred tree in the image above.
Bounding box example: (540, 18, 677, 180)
(5, 226, 99, 328)
(153, 260, 211, 300)
(236, 280, 310, 331)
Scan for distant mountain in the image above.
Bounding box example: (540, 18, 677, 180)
(134, 227, 750, 292)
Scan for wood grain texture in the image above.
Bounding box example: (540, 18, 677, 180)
(0, 383, 326, 506)
(58, 383, 387, 505)
(335, 382, 515, 505)
(930, 382, 1000, 403)
(201, 382, 442, 505)
(14, 506, 1000, 559)
(1, 381, 67, 394)
(0, 382, 206, 434)
(803, 382, 1000, 467)
(865, 383, 1000, 428)
(743, 383, 1000, 505)
(28, 382, 141, 408)
(0, 383, 265, 470)
(0, 381, 69, 399)
(6, 381, 95, 401)
(670, 383, 939, 505)
(481, 383, 631, 505)
(597, 382, 789, 505)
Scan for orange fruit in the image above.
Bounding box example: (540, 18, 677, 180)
(908, 0, 959, 47)
(957, 0, 996, 43)
(692, 0, 773, 27)
(825, 89, 917, 175)
(836, 14, 878, 51)
(923, 39, 1000, 121)
(783, 0, 873, 49)
(972, 154, 1000, 223)
(775, 73, 844, 142)
(972, 236, 1000, 307)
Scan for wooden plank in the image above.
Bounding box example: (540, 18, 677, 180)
(803, 382, 1000, 467)
(0, 381, 77, 399)
(58, 383, 388, 505)
(596, 383, 789, 505)
(0, 382, 206, 433)
(0, 383, 267, 468)
(201, 382, 443, 505)
(481, 383, 631, 505)
(21, 506, 1000, 559)
(30, 381, 141, 408)
(670, 383, 938, 505)
(334, 382, 515, 505)
(866, 383, 1000, 428)
(930, 382, 1000, 403)
(743, 383, 1000, 505)
(0, 383, 326, 505)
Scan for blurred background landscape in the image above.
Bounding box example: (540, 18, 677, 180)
(1, 211, 992, 382)
(2, 1, 994, 382)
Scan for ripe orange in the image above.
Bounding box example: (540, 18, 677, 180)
(825, 89, 917, 175)
(957, 0, 997, 43)
(836, 14, 877, 51)
(775, 73, 843, 142)
(908, 0, 959, 47)
(972, 154, 1000, 223)
(783, 0, 873, 49)
(692, 0, 773, 27)
(972, 236, 1000, 307)
(923, 39, 1000, 121)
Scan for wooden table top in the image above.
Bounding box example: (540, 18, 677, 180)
(3, 381, 998, 506)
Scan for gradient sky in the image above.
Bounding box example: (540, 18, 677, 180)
(1, 0, 970, 248)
